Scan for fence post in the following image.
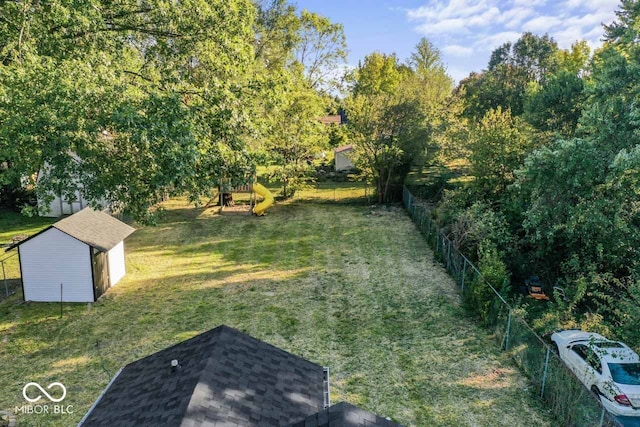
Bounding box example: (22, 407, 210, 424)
(2, 260, 7, 297)
(540, 346, 550, 398)
(447, 239, 452, 270)
(599, 408, 605, 427)
(504, 310, 512, 350)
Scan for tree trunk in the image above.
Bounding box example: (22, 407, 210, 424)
(377, 168, 384, 203)
(383, 166, 393, 203)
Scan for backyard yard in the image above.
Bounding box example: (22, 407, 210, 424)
(0, 187, 555, 426)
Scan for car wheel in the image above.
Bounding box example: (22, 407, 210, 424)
(552, 342, 559, 355)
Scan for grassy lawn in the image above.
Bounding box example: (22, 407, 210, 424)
(0, 189, 554, 426)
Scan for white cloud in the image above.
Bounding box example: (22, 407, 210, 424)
(416, 18, 469, 35)
(442, 44, 474, 56)
(512, 0, 546, 6)
(564, 0, 619, 12)
(476, 31, 522, 48)
(498, 7, 536, 29)
(522, 16, 562, 32)
(405, 0, 620, 77)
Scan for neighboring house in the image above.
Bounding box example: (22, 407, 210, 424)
(37, 160, 110, 218)
(319, 114, 343, 126)
(7, 208, 135, 302)
(334, 144, 355, 172)
(79, 325, 403, 427)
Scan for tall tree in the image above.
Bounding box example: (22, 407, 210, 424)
(295, 10, 347, 91)
(346, 42, 451, 203)
(460, 32, 559, 118)
(0, 0, 265, 221)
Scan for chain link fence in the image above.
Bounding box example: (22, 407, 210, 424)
(0, 249, 21, 301)
(403, 186, 622, 427)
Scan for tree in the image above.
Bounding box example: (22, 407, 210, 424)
(346, 42, 451, 203)
(523, 41, 590, 136)
(512, 1, 640, 332)
(459, 33, 559, 118)
(468, 108, 533, 199)
(295, 10, 347, 91)
(0, 0, 267, 222)
(262, 68, 328, 198)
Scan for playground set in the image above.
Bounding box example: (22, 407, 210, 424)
(216, 175, 274, 216)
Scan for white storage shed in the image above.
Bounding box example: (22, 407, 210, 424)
(334, 144, 355, 172)
(9, 208, 135, 302)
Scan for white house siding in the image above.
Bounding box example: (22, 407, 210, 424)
(38, 188, 91, 218)
(107, 241, 126, 287)
(36, 169, 109, 217)
(20, 228, 94, 302)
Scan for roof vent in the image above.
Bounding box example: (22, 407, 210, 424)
(171, 359, 181, 371)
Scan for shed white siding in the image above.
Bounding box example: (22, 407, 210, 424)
(335, 148, 355, 172)
(20, 228, 94, 302)
(107, 241, 126, 287)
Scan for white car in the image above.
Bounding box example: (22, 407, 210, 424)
(551, 330, 640, 417)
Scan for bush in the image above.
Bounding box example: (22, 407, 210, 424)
(464, 245, 510, 325)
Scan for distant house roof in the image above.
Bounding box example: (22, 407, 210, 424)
(335, 144, 354, 154)
(319, 115, 343, 125)
(80, 325, 326, 427)
(288, 402, 403, 427)
(7, 208, 135, 252)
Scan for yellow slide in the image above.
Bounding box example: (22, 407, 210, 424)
(252, 182, 274, 216)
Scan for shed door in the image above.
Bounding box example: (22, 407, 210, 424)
(92, 248, 110, 299)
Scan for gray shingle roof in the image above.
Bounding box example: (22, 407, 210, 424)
(287, 402, 404, 427)
(53, 208, 135, 252)
(80, 325, 325, 427)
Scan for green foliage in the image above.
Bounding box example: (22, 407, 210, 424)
(0, 0, 347, 221)
(432, 2, 640, 348)
(523, 71, 585, 136)
(468, 108, 534, 199)
(346, 41, 452, 203)
(464, 245, 510, 324)
(260, 67, 328, 198)
(351, 52, 403, 97)
(460, 33, 559, 119)
(295, 9, 347, 91)
(448, 200, 514, 260)
(0, 0, 262, 222)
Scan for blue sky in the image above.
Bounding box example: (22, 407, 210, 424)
(294, 0, 622, 82)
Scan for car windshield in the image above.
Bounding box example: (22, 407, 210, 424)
(608, 363, 640, 385)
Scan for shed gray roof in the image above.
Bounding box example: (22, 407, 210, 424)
(287, 402, 404, 427)
(53, 208, 135, 252)
(7, 207, 135, 253)
(80, 325, 326, 427)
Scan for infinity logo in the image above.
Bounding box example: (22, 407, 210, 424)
(22, 382, 67, 403)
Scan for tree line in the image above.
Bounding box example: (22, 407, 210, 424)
(420, 1, 640, 343)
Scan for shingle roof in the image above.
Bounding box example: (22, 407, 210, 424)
(53, 208, 135, 252)
(80, 325, 325, 427)
(7, 207, 135, 253)
(334, 145, 354, 154)
(287, 402, 404, 427)
(319, 115, 342, 125)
